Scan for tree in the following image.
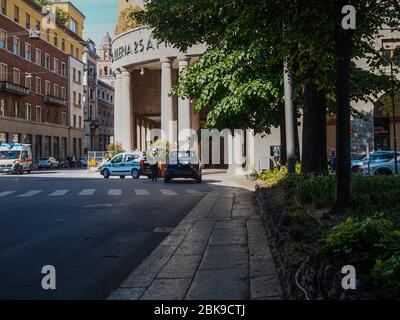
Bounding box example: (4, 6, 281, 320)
(115, 5, 143, 35)
(136, 0, 399, 189)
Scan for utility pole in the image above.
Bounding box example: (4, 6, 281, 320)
(283, 58, 296, 173)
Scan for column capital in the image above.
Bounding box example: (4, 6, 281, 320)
(120, 67, 130, 77)
(177, 55, 190, 63)
(160, 57, 174, 65)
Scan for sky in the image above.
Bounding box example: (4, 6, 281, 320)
(73, 0, 117, 50)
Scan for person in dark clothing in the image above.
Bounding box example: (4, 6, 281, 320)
(329, 150, 337, 173)
(151, 162, 158, 182)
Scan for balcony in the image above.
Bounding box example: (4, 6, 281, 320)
(0, 81, 29, 96)
(44, 95, 67, 107)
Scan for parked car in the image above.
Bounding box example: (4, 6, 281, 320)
(360, 155, 400, 176)
(78, 157, 88, 167)
(58, 158, 70, 168)
(351, 151, 396, 172)
(66, 156, 77, 168)
(164, 150, 202, 183)
(37, 157, 59, 169)
(99, 152, 143, 179)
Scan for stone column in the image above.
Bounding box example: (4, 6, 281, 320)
(115, 68, 133, 151)
(178, 56, 191, 150)
(227, 129, 245, 176)
(160, 57, 174, 143)
(136, 115, 141, 150)
(141, 118, 146, 151)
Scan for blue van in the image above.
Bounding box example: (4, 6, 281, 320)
(99, 152, 143, 179)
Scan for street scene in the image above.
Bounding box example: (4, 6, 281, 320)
(0, 0, 400, 309)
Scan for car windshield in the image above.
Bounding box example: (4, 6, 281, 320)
(370, 153, 394, 161)
(0, 151, 21, 160)
(169, 151, 199, 164)
(40, 158, 50, 161)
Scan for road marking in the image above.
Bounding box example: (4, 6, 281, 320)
(0, 191, 16, 198)
(18, 190, 43, 197)
(79, 189, 96, 196)
(186, 189, 202, 195)
(135, 189, 150, 196)
(108, 189, 122, 196)
(84, 203, 114, 208)
(160, 189, 178, 196)
(49, 190, 69, 197)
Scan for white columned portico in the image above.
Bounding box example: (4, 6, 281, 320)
(160, 57, 174, 143)
(178, 56, 191, 150)
(116, 68, 133, 150)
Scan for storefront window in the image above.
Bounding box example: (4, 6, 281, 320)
(44, 136, 51, 157)
(12, 133, 21, 143)
(61, 137, 67, 158)
(35, 135, 42, 160)
(0, 132, 8, 144)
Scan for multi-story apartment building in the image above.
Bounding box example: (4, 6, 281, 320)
(0, 0, 70, 160)
(97, 79, 114, 151)
(68, 54, 83, 158)
(0, 0, 86, 161)
(82, 38, 99, 153)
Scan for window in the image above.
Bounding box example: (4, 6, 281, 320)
(61, 38, 65, 51)
(46, 29, 50, 42)
(111, 154, 123, 164)
(73, 91, 76, 105)
(36, 77, 41, 94)
(36, 106, 41, 122)
(53, 83, 58, 97)
(73, 67, 76, 82)
(24, 42, 31, 60)
(35, 48, 41, 65)
(78, 93, 81, 107)
(14, 5, 19, 23)
(46, 110, 50, 122)
(70, 18, 77, 33)
(79, 116, 82, 128)
(0, 99, 7, 116)
(45, 80, 50, 95)
(13, 68, 20, 85)
(75, 48, 79, 59)
(0, 63, 6, 81)
(25, 13, 30, 29)
(61, 112, 66, 126)
(12, 37, 20, 55)
(78, 71, 81, 83)
(1, 0, 6, 15)
(14, 101, 20, 118)
(25, 73, 31, 90)
(70, 44, 73, 55)
(61, 62, 66, 77)
(73, 115, 76, 127)
(44, 54, 50, 69)
(53, 58, 59, 73)
(0, 29, 6, 49)
(26, 104, 31, 121)
(61, 87, 66, 100)
(54, 33, 58, 47)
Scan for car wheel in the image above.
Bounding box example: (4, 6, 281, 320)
(131, 169, 140, 179)
(375, 168, 392, 176)
(120, 175, 125, 179)
(103, 169, 110, 179)
(18, 166, 23, 175)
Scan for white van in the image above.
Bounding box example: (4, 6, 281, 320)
(0, 144, 33, 174)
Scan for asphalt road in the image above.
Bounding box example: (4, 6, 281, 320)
(0, 169, 212, 299)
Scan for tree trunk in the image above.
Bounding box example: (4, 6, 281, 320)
(301, 80, 328, 175)
(335, 28, 353, 209)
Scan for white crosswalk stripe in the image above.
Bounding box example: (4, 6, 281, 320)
(78, 189, 96, 196)
(18, 190, 43, 197)
(135, 189, 150, 195)
(160, 189, 178, 196)
(49, 190, 69, 197)
(108, 189, 122, 196)
(0, 191, 16, 198)
(186, 189, 202, 195)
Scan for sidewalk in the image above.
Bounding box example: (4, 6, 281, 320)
(108, 178, 282, 300)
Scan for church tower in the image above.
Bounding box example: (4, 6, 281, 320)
(98, 32, 115, 87)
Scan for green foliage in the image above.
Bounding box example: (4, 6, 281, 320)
(320, 214, 400, 298)
(295, 175, 335, 208)
(115, 5, 143, 35)
(55, 8, 70, 25)
(105, 142, 125, 160)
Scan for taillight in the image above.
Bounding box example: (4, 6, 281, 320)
(140, 160, 144, 167)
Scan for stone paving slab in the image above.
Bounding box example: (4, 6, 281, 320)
(107, 181, 283, 300)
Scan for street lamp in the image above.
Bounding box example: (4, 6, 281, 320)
(382, 44, 400, 175)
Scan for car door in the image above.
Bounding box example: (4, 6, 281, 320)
(124, 154, 139, 173)
(110, 154, 124, 175)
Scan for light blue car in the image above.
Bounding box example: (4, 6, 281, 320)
(351, 151, 396, 172)
(99, 152, 143, 179)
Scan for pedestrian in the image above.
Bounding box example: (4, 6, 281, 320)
(149, 147, 159, 182)
(329, 150, 337, 173)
